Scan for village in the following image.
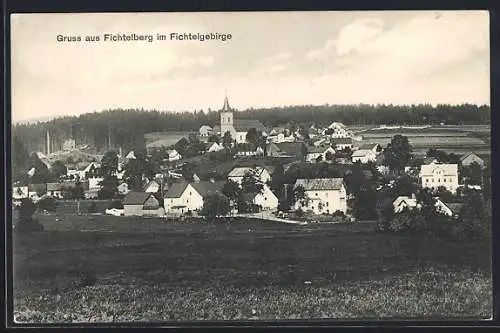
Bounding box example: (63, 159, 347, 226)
(12, 95, 490, 227)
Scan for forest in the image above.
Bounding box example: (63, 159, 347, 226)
(12, 103, 490, 154)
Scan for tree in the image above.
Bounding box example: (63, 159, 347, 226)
(453, 190, 489, 240)
(71, 180, 86, 200)
(100, 151, 119, 178)
(222, 131, 233, 149)
(325, 150, 334, 161)
(245, 128, 259, 145)
(375, 196, 394, 231)
(174, 137, 190, 156)
(270, 163, 285, 196)
(291, 185, 308, 208)
(12, 136, 29, 181)
(200, 193, 230, 219)
(123, 151, 153, 191)
(51, 160, 68, 179)
(222, 179, 241, 203)
(27, 153, 54, 183)
(352, 187, 377, 220)
(37, 197, 58, 212)
(383, 135, 412, 173)
(98, 176, 119, 199)
(324, 128, 334, 135)
(16, 198, 43, 233)
(461, 162, 483, 185)
(208, 134, 220, 144)
(241, 169, 264, 195)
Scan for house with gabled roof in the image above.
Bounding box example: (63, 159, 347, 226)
(305, 145, 336, 163)
(435, 198, 463, 219)
(393, 195, 419, 213)
(459, 152, 485, 169)
(199, 125, 213, 137)
(122, 191, 163, 217)
(420, 162, 459, 194)
(241, 184, 278, 211)
(163, 180, 225, 216)
(228, 166, 272, 185)
(293, 178, 347, 215)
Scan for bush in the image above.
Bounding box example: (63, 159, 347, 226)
(37, 197, 58, 212)
(332, 210, 345, 218)
(108, 200, 123, 209)
(88, 201, 97, 213)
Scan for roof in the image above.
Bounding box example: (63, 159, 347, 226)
(122, 192, 153, 205)
(228, 166, 266, 177)
(164, 181, 225, 198)
(352, 149, 373, 157)
(199, 125, 213, 130)
(459, 152, 483, 162)
(445, 202, 464, 215)
(275, 142, 307, 156)
(307, 145, 331, 154)
(393, 196, 417, 207)
(163, 182, 189, 198)
(233, 119, 267, 133)
(332, 138, 353, 144)
(28, 183, 47, 192)
(294, 178, 344, 191)
(358, 143, 380, 150)
(143, 180, 160, 191)
(190, 181, 225, 197)
(420, 163, 458, 177)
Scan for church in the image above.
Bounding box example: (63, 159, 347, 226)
(218, 95, 267, 144)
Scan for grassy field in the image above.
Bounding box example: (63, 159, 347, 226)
(12, 215, 492, 322)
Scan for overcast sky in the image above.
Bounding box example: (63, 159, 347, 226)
(11, 11, 490, 122)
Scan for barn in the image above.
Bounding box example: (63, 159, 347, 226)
(122, 192, 164, 217)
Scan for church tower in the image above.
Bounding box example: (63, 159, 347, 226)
(220, 94, 234, 137)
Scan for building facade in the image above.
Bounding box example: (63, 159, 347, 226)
(419, 162, 459, 194)
(294, 178, 347, 215)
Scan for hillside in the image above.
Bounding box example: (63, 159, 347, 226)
(12, 104, 490, 155)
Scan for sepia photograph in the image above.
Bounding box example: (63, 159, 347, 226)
(10, 10, 492, 323)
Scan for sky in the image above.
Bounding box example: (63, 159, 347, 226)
(11, 11, 490, 123)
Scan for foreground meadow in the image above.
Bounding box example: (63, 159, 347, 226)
(12, 215, 492, 322)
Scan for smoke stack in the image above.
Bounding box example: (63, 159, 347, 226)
(46, 130, 50, 155)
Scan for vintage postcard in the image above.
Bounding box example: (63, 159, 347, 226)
(10, 11, 491, 323)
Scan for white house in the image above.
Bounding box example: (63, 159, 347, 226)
(13, 186, 29, 201)
(323, 122, 352, 138)
(332, 138, 354, 151)
(306, 146, 336, 163)
(163, 181, 225, 216)
(393, 195, 419, 213)
(228, 166, 271, 185)
(123, 192, 163, 217)
(166, 149, 182, 161)
(242, 184, 278, 211)
(85, 176, 103, 199)
(434, 198, 463, 218)
(219, 95, 267, 144)
(207, 142, 224, 153)
(352, 149, 378, 164)
(199, 125, 213, 137)
(267, 133, 286, 143)
(294, 178, 347, 215)
(419, 162, 459, 194)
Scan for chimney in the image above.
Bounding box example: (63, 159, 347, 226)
(411, 193, 416, 199)
(46, 129, 50, 155)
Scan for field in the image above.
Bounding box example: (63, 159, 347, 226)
(12, 214, 492, 323)
(352, 125, 490, 156)
(144, 132, 194, 151)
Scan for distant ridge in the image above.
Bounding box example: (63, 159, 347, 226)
(14, 115, 58, 125)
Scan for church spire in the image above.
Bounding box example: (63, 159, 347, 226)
(222, 90, 231, 111)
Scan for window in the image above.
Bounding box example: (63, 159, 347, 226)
(438, 178, 440, 183)
(444, 179, 447, 183)
(326, 202, 329, 207)
(316, 193, 318, 196)
(189, 192, 192, 195)
(426, 179, 429, 183)
(325, 192, 328, 197)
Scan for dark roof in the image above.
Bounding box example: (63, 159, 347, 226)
(307, 145, 332, 154)
(445, 202, 464, 215)
(332, 137, 353, 144)
(47, 183, 65, 191)
(28, 183, 47, 192)
(275, 142, 307, 156)
(191, 181, 225, 197)
(294, 178, 344, 191)
(233, 119, 267, 133)
(123, 192, 154, 205)
(358, 143, 380, 150)
(459, 152, 483, 162)
(164, 182, 189, 198)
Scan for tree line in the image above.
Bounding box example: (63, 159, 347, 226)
(12, 103, 490, 154)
